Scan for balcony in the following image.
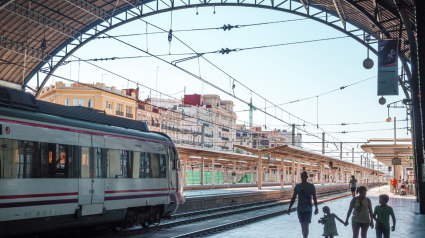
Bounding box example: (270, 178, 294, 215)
(221, 146, 229, 150)
(221, 137, 229, 141)
(116, 111, 123, 116)
(126, 113, 133, 118)
(205, 134, 213, 138)
(204, 144, 212, 148)
(222, 128, 229, 132)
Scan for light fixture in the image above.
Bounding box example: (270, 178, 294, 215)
(363, 58, 374, 69)
(386, 117, 392, 122)
(379, 96, 386, 105)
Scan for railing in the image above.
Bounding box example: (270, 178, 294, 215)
(222, 128, 229, 132)
(204, 144, 213, 148)
(116, 111, 123, 116)
(126, 113, 133, 118)
(205, 134, 213, 138)
(221, 146, 229, 150)
(222, 137, 229, 141)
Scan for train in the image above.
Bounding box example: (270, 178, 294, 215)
(0, 86, 185, 236)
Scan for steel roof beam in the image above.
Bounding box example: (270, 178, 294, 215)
(299, 0, 309, 13)
(65, 0, 111, 24)
(332, 0, 346, 28)
(0, 37, 51, 61)
(0, 0, 14, 11)
(3, 2, 81, 40)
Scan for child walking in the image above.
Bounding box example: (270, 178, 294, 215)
(319, 206, 345, 238)
(373, 194, 396, 238)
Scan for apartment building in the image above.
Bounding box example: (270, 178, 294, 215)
(37, 82, 137, 120)
(235, 125, 302, 151)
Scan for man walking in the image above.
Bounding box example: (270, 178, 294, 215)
(390, 176, 398, 195)
(288, 171, 319, 238)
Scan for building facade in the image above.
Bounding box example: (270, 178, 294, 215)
(38, 82, 137, 120)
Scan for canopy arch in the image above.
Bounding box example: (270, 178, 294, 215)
(0, 0, 415, 92)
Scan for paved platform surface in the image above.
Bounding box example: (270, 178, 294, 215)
(184, 183, 366, 198)
(208, 185, 423, 238)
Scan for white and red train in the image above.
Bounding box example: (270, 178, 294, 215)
(0, 87, 185, 236)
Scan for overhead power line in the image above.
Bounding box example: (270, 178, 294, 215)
(93, 17, 315, 40)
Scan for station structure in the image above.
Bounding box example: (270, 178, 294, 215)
(0, 0, 424, 214)
(178, 144, 385, 189)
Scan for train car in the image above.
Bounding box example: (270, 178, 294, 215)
(0, 87, 185, 236)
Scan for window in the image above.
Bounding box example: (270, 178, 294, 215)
(81, 147, 90, 178)
(73, 99, 78, 106)
(79, 99, 85, 107)
(139, 152, 149, 178)
(116, 103, 123, 116)
(120, 150, 131, 178)
(108, 149, 121, 178)
(0, 139, 78, 179)
(88, 99, 93, 108)
(138, 115, 141, 121)
(94, 148, 102, 178)
(169, 147, 176, 170)
(126, 106, 133, 118)
(65, 98, 70, 106)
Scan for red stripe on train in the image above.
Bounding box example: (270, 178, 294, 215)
(105, 188, 178, 194)
(0, 192, 78, 200)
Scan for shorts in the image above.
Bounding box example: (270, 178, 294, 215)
(352, 221, 370, 228)
(376, 225, 390, 238)
(297, 211, 312, 223)
(351, 187, 356, 193)
(392, 185, 397, 190)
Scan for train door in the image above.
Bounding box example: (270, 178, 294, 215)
(78, 134, 105, 215)
(91, 135, 107, 204)
(169, 147, 178, 200)
(91, 135, 105, 205)
(78, 134, 92, 205)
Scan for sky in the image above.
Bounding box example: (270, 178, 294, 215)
(26, 3, 410, 169)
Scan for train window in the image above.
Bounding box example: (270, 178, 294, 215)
(132, 152, 140, 178)
(108, 149, 121, 178)
(149, 153, 160, 178)
(139, 152, 149, 178)
(169, 147, 177, 170)
(159, 154, 167, 178)
(94, 148, 102, 178)
(120, 150, 129, 178)
(0, 139, 18, 178)
(81, 147, 90, 178)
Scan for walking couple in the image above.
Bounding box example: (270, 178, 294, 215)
(288, 171, 396, 238)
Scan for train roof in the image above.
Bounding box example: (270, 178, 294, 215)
(0, 86, 169, 142)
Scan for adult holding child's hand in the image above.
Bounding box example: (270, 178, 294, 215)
(344, 186, 374, 238)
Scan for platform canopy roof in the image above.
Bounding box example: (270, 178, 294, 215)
(176, 144, 384, 175)
(361, 142, 413, 167)
(0, 0, 416, 91)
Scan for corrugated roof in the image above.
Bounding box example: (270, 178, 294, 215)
(0, 0, 415, 86)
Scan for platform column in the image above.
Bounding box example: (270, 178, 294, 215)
(201, 157, 205, 185)
(292, 158, 295, 187)
(211, 158, 215, 185)
(250, 163, 254, 184)
(233, 161, 237, 184)
(182, 156, 188, 185)
(258, 154, 263, 189)
(297, 159, 301, 184)
(280, 158, 284, 188)
(321, 163, 324, 185)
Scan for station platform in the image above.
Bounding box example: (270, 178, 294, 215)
(208, 185, 424, 238)
(178, 183, 378, 214)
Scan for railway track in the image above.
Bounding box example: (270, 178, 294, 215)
(116, 190, 352, 238)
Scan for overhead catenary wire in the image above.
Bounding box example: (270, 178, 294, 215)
(55, 7, 381, 166)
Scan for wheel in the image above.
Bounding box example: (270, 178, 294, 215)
(141, 221, 150, 229)
(110, 223, 123, 233)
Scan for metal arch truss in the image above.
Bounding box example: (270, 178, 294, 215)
(28, 0, 392, 95)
